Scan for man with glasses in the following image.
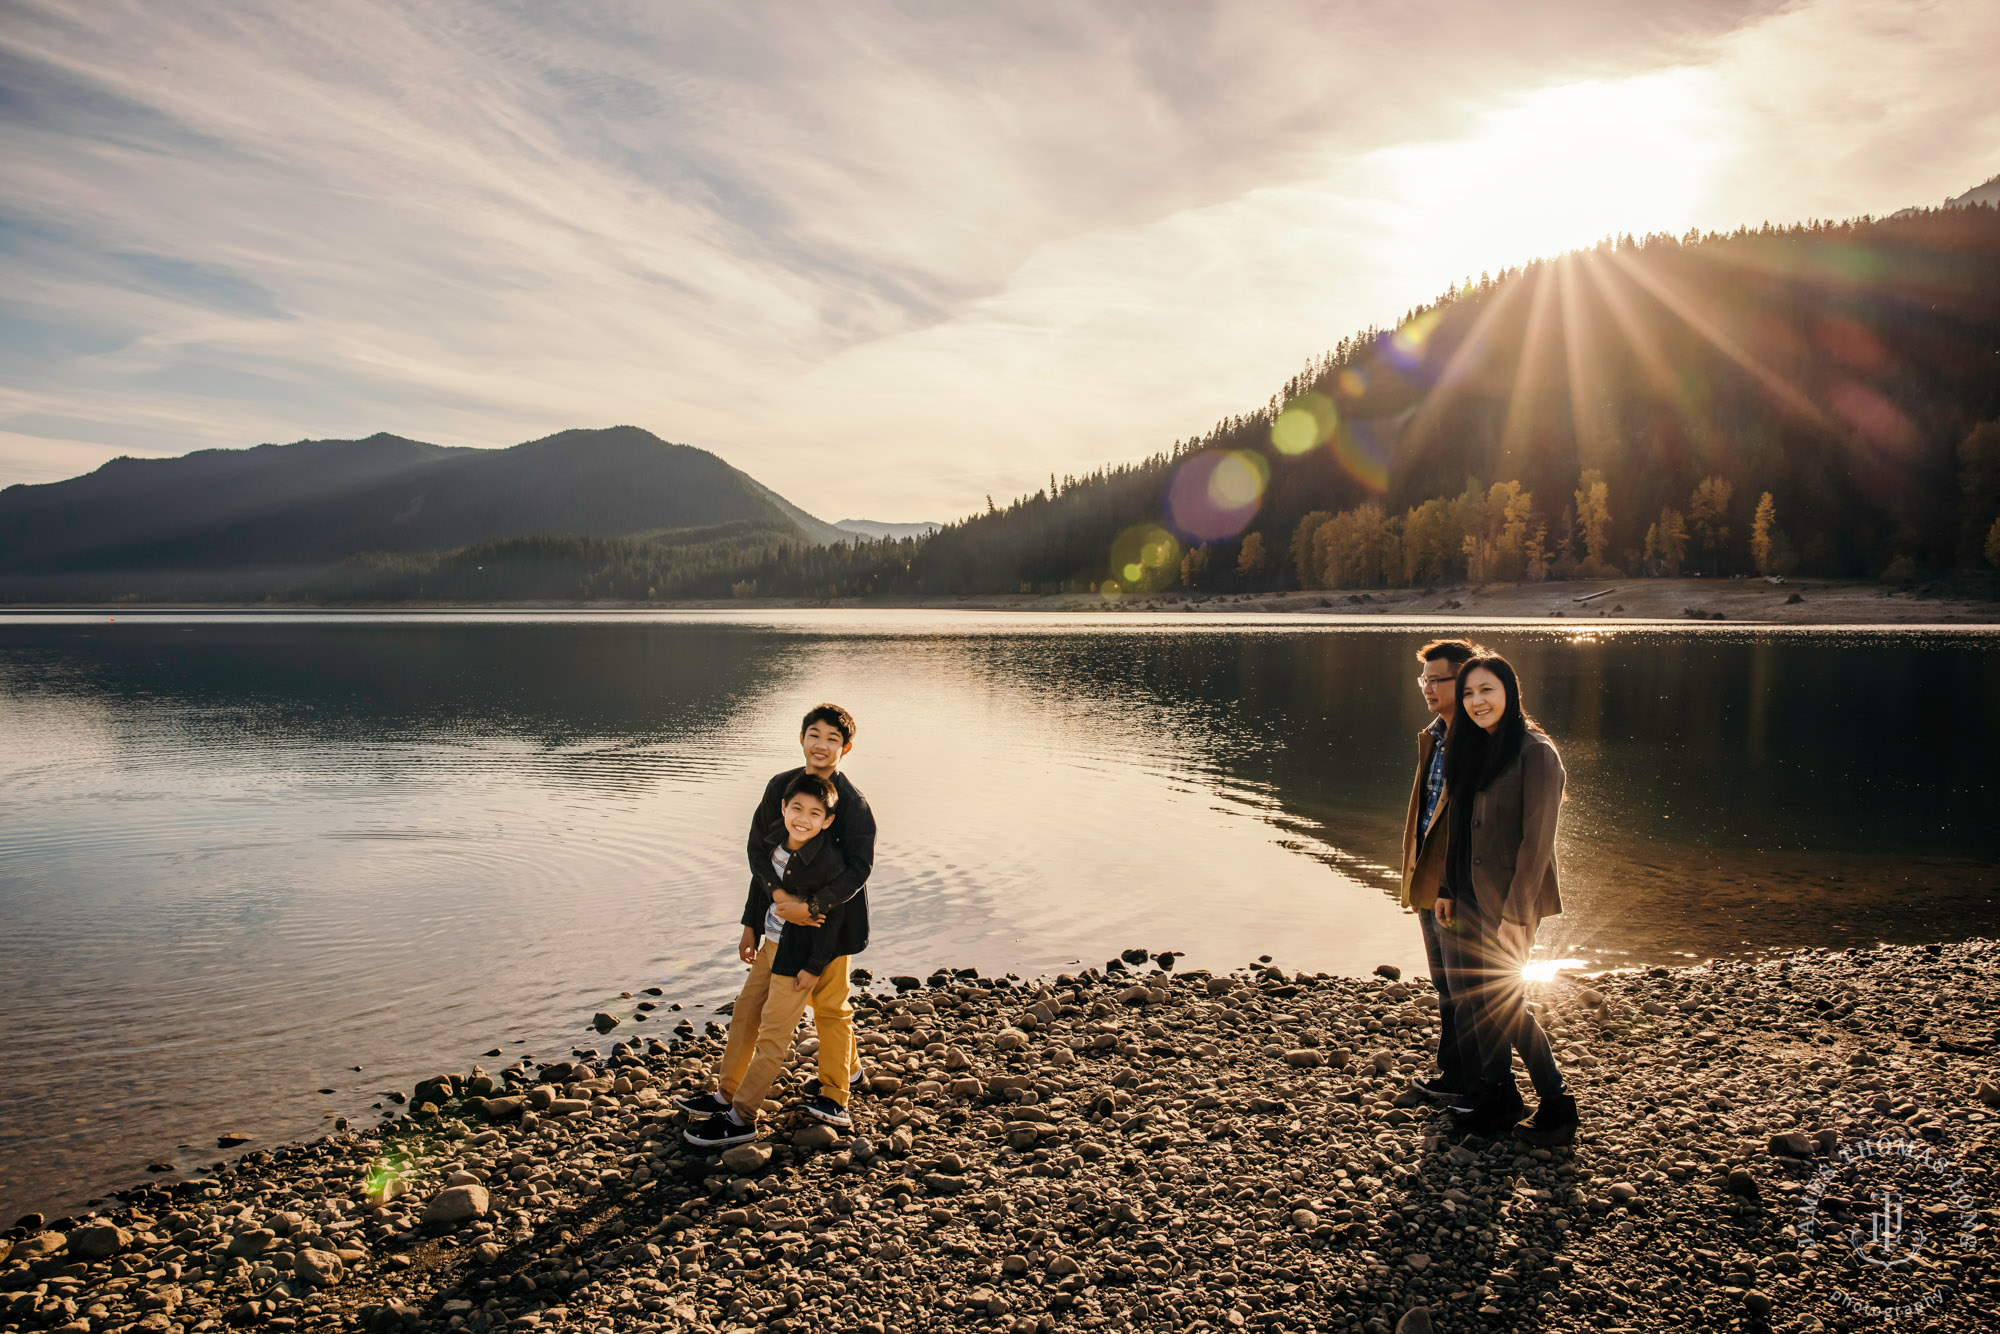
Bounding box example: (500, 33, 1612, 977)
(1403, 638, 1483, 1099)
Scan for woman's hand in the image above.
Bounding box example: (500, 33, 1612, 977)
(1497, 918, 1533, 963)
(794, 969, 821, 993)
(739, 927, 758, 965)
(1434, 896, 1454, 927)
(771, 888, 818, 927)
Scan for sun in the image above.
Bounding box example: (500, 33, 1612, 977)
(1378, 70, 1721, 276)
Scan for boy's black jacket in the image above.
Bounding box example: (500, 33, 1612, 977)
(742, 768, 875, 976)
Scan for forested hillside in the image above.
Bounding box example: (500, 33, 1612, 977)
(908, 203, 2000, 596)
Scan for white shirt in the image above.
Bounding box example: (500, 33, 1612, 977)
(763, 845, 792, 941)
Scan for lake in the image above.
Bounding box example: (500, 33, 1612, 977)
(1, 611, 1994, 1219)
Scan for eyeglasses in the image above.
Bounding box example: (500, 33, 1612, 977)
(1417, 673, 1458, 689)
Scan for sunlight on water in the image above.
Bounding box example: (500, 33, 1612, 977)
(1522, 957, 1589, 983)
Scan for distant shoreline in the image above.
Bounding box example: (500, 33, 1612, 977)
(3, 577, 1998, 625)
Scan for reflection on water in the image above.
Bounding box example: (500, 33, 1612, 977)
(0, 612, 1994, 1218)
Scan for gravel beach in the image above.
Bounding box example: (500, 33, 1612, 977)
(6, 940, 1996, 1334)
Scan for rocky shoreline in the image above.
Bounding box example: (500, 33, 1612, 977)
(6, 941, 1998, 1334)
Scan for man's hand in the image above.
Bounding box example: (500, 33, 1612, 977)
(794, 969, 820, 993)
(739, 927, 758, 965)
(1434, 896, 1454, 927)
(771, 888, 818, 927)
(1497, 918, 1534, 963)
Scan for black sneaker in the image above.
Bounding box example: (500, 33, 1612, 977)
(801, 1066, 866, 1100)
(1514, 1093, 1579, 1148)
(675, 1090, 731, 1117)
(1412, 1074, 1474, 1101)
(803, 1095, 851, 1128)
(683, 1113, 756, 1149)
(1451, 1083, 1527, 1136)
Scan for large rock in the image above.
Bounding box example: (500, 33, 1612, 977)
(721, 1144, 771, 1174)
(1769, 1131, 1814, 1158)
(67, 1224, 131, 1260)
(1395, 1308, 1434, 1334)
(792, 1124, 839, 1151)
(294, 1248, 345, 1288)
(17, 1232, 65, 1259)
(993, 1027, 1030, 1051)
(423, 1185, 490, 1224)
(225, 1229, 276, 1258)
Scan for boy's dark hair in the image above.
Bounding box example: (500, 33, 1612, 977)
(1415, 637, 1481, 666)
(782, 771, 839, 813)
(801, 703, 857, 745)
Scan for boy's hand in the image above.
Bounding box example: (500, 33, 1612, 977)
(739, 927, 758, 965)
(771, 889, 818, 927)
(794, 969, 820, 993)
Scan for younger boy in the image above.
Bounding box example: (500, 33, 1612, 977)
(682, 771, 857, 1147)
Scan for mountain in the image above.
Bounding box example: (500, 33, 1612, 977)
(0, 425, 843, 600)
(1948, 174, 2000, 209)
(835, 519, 942, 541)
(1891, 170, 2000, 218)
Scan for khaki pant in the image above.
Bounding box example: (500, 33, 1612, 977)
(717, 941, 855, 1119)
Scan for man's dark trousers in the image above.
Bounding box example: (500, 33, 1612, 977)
(1420, 905, 1476, 1087)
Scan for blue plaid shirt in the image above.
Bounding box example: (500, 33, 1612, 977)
(1419, 716, 1448, 836)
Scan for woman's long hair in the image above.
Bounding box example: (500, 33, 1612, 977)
(1443, 652, 1538, 796)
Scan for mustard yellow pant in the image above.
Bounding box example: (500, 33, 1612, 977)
(717, 941, 855, 1119)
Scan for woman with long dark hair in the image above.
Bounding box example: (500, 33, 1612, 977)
(1433, 652, 1578, 1145)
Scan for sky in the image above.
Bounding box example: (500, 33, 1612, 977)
(2, 0, 1996, 522)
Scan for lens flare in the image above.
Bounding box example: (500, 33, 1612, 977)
(1270, 393, 1338, 455)
(1338, 368, 1367, 398)
(1385, 308, 1444, 371)
(1107, 524, 1181, 593)
(1330, 421, 1391, 494)
(1168, 450, 1268, 542)
(1521, 957, 1588, 983)
(364, 1152, 414, 1203)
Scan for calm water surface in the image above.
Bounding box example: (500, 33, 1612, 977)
(1, 611, 1995, 1218)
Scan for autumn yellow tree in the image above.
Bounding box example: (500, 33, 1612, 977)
(1573, 468, 1618, 576)
(1237, 532, 1267, 578)
(1688, 476, 1735, 574)
(1644, 507, 1690, 576)
(1290, 511, 1333, 588)
(1180, 545, 1211, 589)
(1401, 498, 1455, 585)
(1525, 520, 1552, 582)
(1314, 503, 1402, 587)
(1750, 492, 1776, 574)
(1463, 481, 1533, 581)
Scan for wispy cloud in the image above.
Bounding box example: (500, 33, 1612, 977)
(1, 0, 1991, 517)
